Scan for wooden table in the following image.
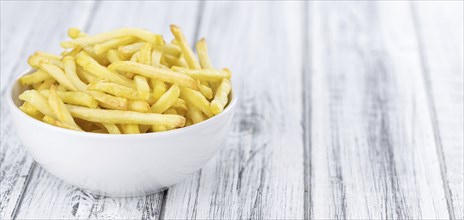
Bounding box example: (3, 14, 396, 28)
(1, 1, 462, 219)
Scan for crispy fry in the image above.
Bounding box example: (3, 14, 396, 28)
(39, 62, 77, 91)
(171, 66, 229, 82)
(42, 115, 83, 131)
(87, 81, 140, 100)
(128, 100, 151, 113)
(196, 38, 213, 68)
(40, 90, 98, 108)
(48, 86, 82, 130)
(94, 36, 136, 55)
(19, 70, 50, 86)
(108, 61, 198, 90)
(88, 91, 127, 110)
(170, 25, 201, 70)
(66, 105, 185, 127)
(121, 124, 140, 134)
(151, 84, 180, 113)
(19, 90, 54, 117)
(210, 78, 231, 115)
(180, 87, 213, 117)
(61, 28, 164, 48)
(19, 102, 44, 120)
(76, 52, 134, 88)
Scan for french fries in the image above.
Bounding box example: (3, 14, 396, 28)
(17, 25, 233, 134)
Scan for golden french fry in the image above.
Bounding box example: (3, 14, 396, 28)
(63, 56, 87, 91)
(88, 91, 127, 110)
(76, 52, 135, 88)
(196, 38, 213, 68)
(151, 84, 180, 113)
(106, 49, 123, 64)
(94, 36, 136, 55)
(68, 27, 87, 39)
(128, 100, 151, 113)
(134, 75, 150, 100)
(121, 124, 140, 134)
(62, 28, 164, 48)
(138, 43, 151, 65)
(19, 102, 44, 120)
(37, 78, 56, 91)
(102, 123, 121, 134)
(28, 52, 63, 69)
(171, 66, 229, 82)
(87, 81, 140, 100)
(66, 105, 185, 127)
(19, 90, 54, 117)
(42, 115, 82, 131)
(19, 70, 50, 86)
(108, 61, 198, 90)
(39, 62, 77, 91)
(151, 50, 162, 67)
(48, 86, 82, 130)
(170, 25, 201, 70)
(180, 87, 213, 117)
(40, 90, 98, 108)
(210, 78, 231, 115)
(185, 101, 204, 124)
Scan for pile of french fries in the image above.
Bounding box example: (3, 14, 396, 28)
(18, 25, 232, 134)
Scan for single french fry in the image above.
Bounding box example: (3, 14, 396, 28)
(171, 66, 229, 82)
(121, 124, 140, 134)
(19, 90, 54, 117)
(42, 115, 83, 131)
(68, 27, 87, 39)
(119, 42, 145, 60)
(106, 49, 123, 64)
(19, 102, 44, 120)
(39, 62, 78, 91)
(108, 61, 198, 90)
(138, 43, 151, 65)
(180, 87, 213, 117)
(196, 38, 213, 68)
(40, 90, 98, 108)
(82, 46, 110, 66)
(88, 91, 127, 110)
(63, 56, 87, 91)
(128, 100, 151, 112)
(151, 84, 180, 113)
(61, 28, 164, 48)
(19, 70, 50, 86)
(48, 86, 82, 130)
(170, 25, 201, 70)
(134, 75, 150, 100)
(66, 105, 185, 127)
(87, 81, 140, 100)
(76, 52, 135, 88)
(185, 101, 204, 124)
(102, 123, 121, 134)
(94, 36, 136, 55)
(37, 78, 56, 91)
(210, 78, 231, 115)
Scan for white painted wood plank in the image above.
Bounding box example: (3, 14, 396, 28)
(0, 2, 95, 219)
(163, 2, 305, 219)
(13, 2, 200, 219)
(309, 1, 449, 219)
(413, 2, 464, 218)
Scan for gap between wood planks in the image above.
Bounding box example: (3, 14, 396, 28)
(301, 1, 313, 220)
(410, 2, 456, 219)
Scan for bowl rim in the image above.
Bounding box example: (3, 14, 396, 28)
(7, 69, 238, 138)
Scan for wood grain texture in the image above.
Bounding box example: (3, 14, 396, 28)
(0, 2, 95, 219)
(412, 2, 464, 218)
(162, 2, 305, 219)
(11, 1, 200, 219)
(308, 1, 450, 219)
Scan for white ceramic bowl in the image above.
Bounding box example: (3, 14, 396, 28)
(6, 70, 237, 197)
